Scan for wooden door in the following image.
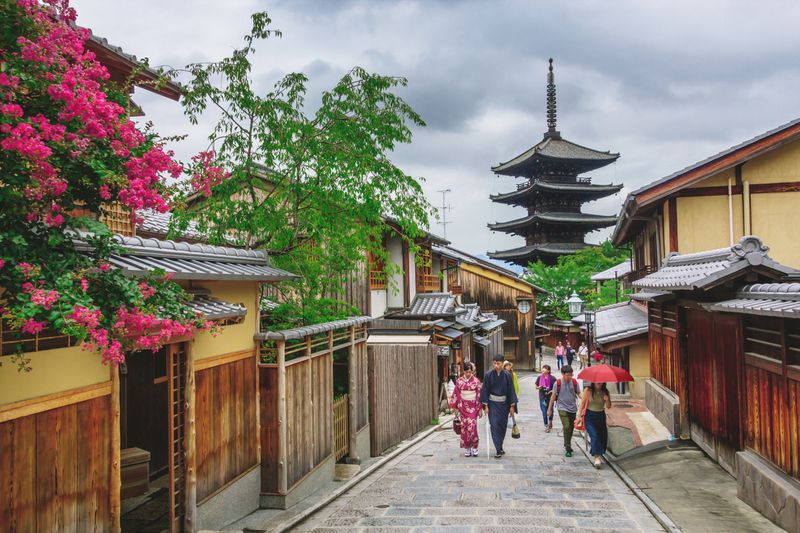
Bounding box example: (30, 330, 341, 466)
(168, 343, 187, 532)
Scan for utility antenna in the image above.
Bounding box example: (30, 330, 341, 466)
(437, 188, 453, 239)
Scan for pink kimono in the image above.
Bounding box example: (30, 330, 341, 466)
(449, 374, 483, 449)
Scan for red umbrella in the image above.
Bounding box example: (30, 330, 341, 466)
(578, 364, 634, 383)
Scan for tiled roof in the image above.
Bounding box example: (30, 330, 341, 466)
(185, 295, 247, 321)
(432, 244, 545, 292)
(629, 290, 674, 303)
(137, 210, 206, 241)
(632, 236, 794, 291)
(591, 261, 632, 282)
(462, 303, 481, 322)
(594, 302, 648, 346)
(404, 293, 459, 318)
(256, 316, 372, 340)
(473, 335, 491, 347)
(702, 283, 800, 318)
(94, 235, 298, 282)
(489, 212, 618, 231)
(488, 242, 591, 261)
(491, 181, 623, 204)
(492, 136, 619, 176)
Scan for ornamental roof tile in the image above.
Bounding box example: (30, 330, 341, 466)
(632, 236, 794, 291)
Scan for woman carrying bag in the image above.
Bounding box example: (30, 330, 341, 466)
(448, 362, 483, 457)
(576, 382, 612, 468)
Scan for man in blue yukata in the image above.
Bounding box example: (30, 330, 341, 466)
(480, 354, 518, 458)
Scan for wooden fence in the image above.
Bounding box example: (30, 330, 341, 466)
(259, 322, 369, 499)
(368, 343, 437, 456)
(333, 395, 349, 461)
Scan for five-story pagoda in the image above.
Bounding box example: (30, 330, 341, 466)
(488, 59, 622, 267)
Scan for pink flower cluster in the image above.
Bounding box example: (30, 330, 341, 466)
(30, 288, 60, 310)
(190, 151, 229, 197)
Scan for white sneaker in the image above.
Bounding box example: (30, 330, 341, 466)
(593, 457, 602, 468)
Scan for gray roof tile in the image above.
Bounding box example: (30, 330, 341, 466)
(594, 302, 648, 346)
(137, 210, 206, 241)
(405, 293, 458, 317)
(702, 283, 800, 318)
(185, 295, 247, 321)
(591, 261, 632, 282)
(257, 316, 372, 340)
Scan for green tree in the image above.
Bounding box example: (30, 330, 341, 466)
(171, 12, 434, 326)
(524, 242, 630, 320)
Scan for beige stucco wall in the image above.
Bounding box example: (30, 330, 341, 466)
(750, 192, 800, 268)
(628, 340, 650, 399)
(743, 140, 800, 184)
(0, 345, 109, 404)
(676, 194, 744, 254)
(190, 281, 259, 360)
(686, 168, 735, 188)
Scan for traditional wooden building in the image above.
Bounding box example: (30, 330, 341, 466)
(630, 237, 799, 531)
(488, 59, 622, 266)
(432, 245, 546, 369)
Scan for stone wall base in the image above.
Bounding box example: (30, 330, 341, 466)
(737, 450, 800, 531)
(260, 454, 335, 510)
(644, 378, 680, 437)
(197, 465, 260, 531)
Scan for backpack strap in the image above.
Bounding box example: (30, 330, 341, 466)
(572, 378, 579, 395)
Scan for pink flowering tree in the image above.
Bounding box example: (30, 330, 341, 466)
(0, 0, 211, 368)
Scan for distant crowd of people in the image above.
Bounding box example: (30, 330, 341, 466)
(448, 351, 610, 467)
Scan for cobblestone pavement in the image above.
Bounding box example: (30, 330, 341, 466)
(295, 373, 664, 532)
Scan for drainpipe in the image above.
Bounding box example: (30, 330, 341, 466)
(728, 177, 734, 246)
(743, 180, 751, 235)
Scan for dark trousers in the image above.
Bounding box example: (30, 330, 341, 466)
(488, 400, 509, 453)
(585, 409, 608, 456)
(567, 353, 574, 367)
(556, 356, 564, 369)
(539, 397, 551, 427)
(558, 409, 576, 452)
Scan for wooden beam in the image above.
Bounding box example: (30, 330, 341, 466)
(668, 197, 678, 253)
(0, 381, 111, 423)
(402, 240, 410, 307)
(277, 340, 288, 495)
(194, 348, 255, 371)
(110, 366, 121, 533)
(348, 327, 359, 462)
(184, 341, 198, 532)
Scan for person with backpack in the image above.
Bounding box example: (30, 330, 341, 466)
(547, 365, 580, 457)
(566, 342, 576, 368)
(535, 364, 554, 432)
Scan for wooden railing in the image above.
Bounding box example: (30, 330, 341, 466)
(416, 274, 440, 293)
(628, 265, 656, 283)
(447, 281, 462, 295)
(333, 394, 349, 461)
(369, 270, 387, 290)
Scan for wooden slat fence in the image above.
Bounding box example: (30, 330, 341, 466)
(333, 395, 349, 461)
(0, 392, 111, 532)
(195, 352, 259, 502)
(368, 343, 437, 456)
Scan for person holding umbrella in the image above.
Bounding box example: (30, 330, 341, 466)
(577, 382, 612, 467)
(577, 363, 635, 467)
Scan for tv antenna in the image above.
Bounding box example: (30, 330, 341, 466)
(436, 188, 453, 239)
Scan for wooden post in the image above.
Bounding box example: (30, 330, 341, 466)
(347, 326, 359, 463)
(110, 365, 121, 533)
(184, 341, 197, 532)
(277, 340, 288, 495)
(306, 335, 314, 471)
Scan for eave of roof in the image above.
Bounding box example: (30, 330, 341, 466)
(591, 261, 633, 282)
(256, 316, 371, 341)
(488, 242, 592, 261)
(491, 181, 623, 204)
(489, 212, 618, 231)
(594, 302, 649, 345)
(492, 135, 619, 176)
(431, 245, 545, 293)
(702, 282, 800, 318)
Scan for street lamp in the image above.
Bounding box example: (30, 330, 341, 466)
(567, 292, 584, 317)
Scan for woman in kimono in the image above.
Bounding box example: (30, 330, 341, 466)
(449, 362, 483, 456)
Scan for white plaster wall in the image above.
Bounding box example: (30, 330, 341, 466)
(408, 249, 417, 302)
(370, 289, 388, 318)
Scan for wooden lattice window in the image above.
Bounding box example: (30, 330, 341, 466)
(368, 251, 387, 290)
(415, 247, 439, 292)
(1, 319, 77, 355)
(446, 260, 461, 294)
(99, 201, 135, 236)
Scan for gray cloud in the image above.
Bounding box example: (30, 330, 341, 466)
(74, 0, 800, 259)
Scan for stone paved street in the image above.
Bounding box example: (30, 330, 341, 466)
(295, 374, 664, 532)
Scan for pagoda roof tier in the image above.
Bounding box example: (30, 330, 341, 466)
(489, 212, 619, 233)
(492, 135, 619, 177)
(490, 180, 623, 205)
(489, 242, 592, 266)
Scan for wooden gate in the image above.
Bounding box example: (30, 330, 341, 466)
(686, 309, 742, 469)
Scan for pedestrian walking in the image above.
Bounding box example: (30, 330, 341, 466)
(578, 341, 588, 369)
(503, 360, 521, 397)
(448, 362, 483, 457)
(480, 354, 518, 458)
(577, 382, 612, 467)
(555, 341, 565, 370)
(547, 365, 580, 457)
(534, 364, 554, 432)
(566, 342, 575, 367)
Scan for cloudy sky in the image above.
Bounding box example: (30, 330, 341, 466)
(74, 0, 800, 259)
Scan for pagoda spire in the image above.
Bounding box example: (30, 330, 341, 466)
(546, 58, 560, 138)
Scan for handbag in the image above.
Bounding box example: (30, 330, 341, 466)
(574, 393, 589, 431)
(453, 415, 462, 435)
(511, 415, 521, 439)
